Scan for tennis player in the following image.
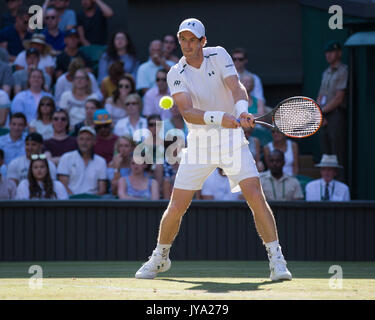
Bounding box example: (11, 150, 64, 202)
(135, 18, 292, 281)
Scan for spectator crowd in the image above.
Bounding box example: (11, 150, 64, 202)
(0, 0, 350, 201)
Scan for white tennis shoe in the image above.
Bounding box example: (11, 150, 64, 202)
(135, 250, 171, 279)
(269, 255, 292, 281)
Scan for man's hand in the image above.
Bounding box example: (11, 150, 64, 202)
(238, 112, 255, 128)
(221, 113, 241, 129)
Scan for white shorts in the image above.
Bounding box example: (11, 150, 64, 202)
(173, 145, 259, 193)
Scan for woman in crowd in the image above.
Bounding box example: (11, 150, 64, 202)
(59, 68, 99, 130)
(107, 135, 135, 195)
(241, 73, 265, 117)
(113, 93, 147, 141)
(117, 159, 159, 200)
(29, 96, 56, 140)
(15, 154, 68, 200)
(104, 74, 135, 125)
(263, 129, 299, 176)
(73, 98, 102, 136)
(100, 60, 125, 101)
(98, 30, 139, 84)
(11, 68, 52, 124)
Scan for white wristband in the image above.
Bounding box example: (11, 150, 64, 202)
(203, 111, 225, 125)
(235, 100, 249, 118)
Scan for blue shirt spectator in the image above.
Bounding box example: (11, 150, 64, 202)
(42, 7, 66, 53)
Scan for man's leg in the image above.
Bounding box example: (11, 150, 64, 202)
(135, 188, 195, 279)
(239, 177, 292, 281)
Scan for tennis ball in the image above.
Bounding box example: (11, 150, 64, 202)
(159, 96, 174, 110)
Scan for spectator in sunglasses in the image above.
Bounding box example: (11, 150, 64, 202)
(44, 109, 77, 166)
(142, 69, 172, 120)
(0, 6, 32, 62)
(42, 7, 66, 55)
(15, 153, 68, 200)
(93, 109, 118, 164)
(231, 47, 265, 104)
(29, 96, 56, 140)
(7, 132, 57, 186)
(104, 74, 135, 125)
(43, 0, 77, 32)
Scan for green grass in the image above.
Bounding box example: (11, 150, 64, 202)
(0, 261, 374, 300)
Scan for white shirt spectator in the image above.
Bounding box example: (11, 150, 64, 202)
(305, 178, 350, 201)
(29, 119, 54, 140)
(201, 168, 241, 200)
(238, 69, 265, 102)
(7, 155, 57, 184)
(15, 179, 68, 200)
(113, 116, 148, 141)
(14, 50, 56, 73)
(57, 150, 107, 195)
(142, 86, 172, 120)
(54, 72, 102, 102)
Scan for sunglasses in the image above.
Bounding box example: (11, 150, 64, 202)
(119, 84, 131, 89)
(156, 78, 167, 82)
(96, 123, 111, 129)
(125, 101, 138, 106)
(41, 103, 52, 107)
(148, 122, 157, 127)
(232, 57, 245, 62)
(53, 117, 67, 122)
(46, 16, 57, 20)
(31, 154, 47, 160)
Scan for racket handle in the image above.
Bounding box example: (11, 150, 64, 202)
(236, 118, 274, 129)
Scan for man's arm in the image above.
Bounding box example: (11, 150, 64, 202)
(97, 180, 107, 195)
(58, 175, 73, 195)
(94, 0, 114, 18)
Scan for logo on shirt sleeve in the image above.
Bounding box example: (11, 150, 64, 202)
(174, 80, 181, 86)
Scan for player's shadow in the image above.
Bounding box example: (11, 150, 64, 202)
(161, 278, 276, 293)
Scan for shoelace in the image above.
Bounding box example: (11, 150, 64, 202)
(141, 252, 164, 271)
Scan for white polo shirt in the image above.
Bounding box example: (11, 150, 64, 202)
(57, 150, 107, 195)
(7, 155, 57, 184)
(167, 46, 248, 150)
(15, 179, 68, 200)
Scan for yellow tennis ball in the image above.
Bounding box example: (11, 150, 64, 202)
(159, 96, 174, 110)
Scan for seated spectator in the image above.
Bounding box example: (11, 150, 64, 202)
(13, 48, 52, 95)
(263, 129, 299, 176)
(11, 68, 52, 124)
(0, 89, 11, 127)
(1, 0, 23, 29)
(0, 149, 7, 177)
(0, 155, 16, 199)
(59, 68, 99, 129)
(259, 149, 303, 201)
(44, 108, 77, 166)
(42, 7, 66, 55)
(117, 159, 159, 200)
(113, 93, 147, 141)
(93, 109, 118, 164)
(29, 96, 56, 140)
(142, 69, 172, 120)
(54, 57, 100, 102)
(305, 154, 350, 201)
(241, 73, 265, 117)
(0, 6, 32, 62)
(104, 74, 135, 125)
(98, 30, 139, 84)
(0, 112, 27, 164)
(43, 0, 76, 32)
(15, 153, 68, 199)
(57, 126, 107, 196)
(162, 34, 179, 63)
(107, 135, 134, 195)
(72, 98, 102, 136)
(7, 132, 57, 185)
(231, 47, 265, 103)
(14, 33, 56, 77)
(100, 60, 125, 101)
(0, 59, 13, 96)
(244, 126, 264, 173)
(77, 0, 114, 46)
(55, 28, 93, 79)
(136, 39, 176, 95)
(201, 168, 242, 200)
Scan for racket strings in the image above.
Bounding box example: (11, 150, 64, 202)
(274, 98, 322, 138)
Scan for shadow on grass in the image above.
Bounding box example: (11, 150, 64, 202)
(161, 278, 277, 293)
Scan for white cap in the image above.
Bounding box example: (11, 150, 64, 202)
(178, 18, 205, 39)
(79, 126, 96, 137)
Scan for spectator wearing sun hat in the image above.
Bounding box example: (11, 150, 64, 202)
(93, 109, 118, 164)
(57, 125, 107, 196)
(305, 154, 350, 201)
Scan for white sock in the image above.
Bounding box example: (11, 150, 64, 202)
(265, 240, 282, 258)
(155, 243, 172, 258)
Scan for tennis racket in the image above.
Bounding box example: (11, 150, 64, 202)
(238, 96, 323, 138)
